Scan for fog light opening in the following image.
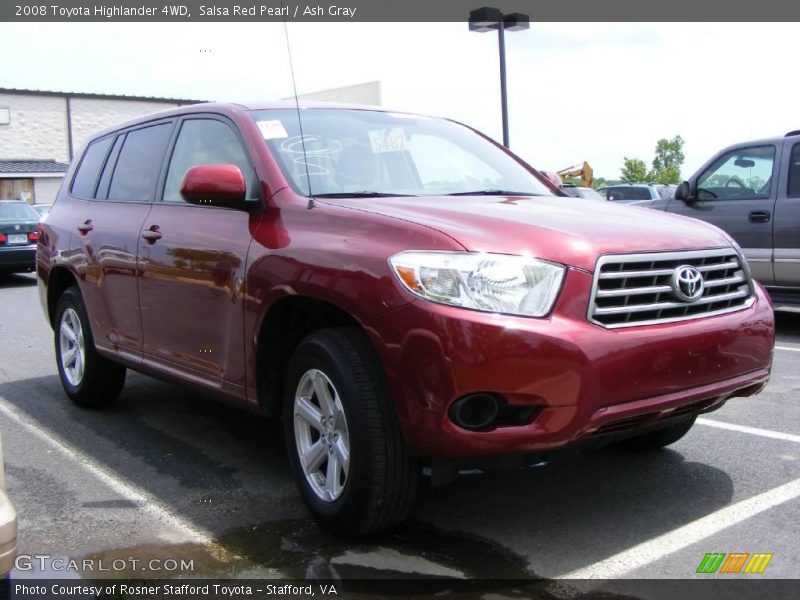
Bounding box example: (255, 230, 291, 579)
(449, 393, 500, 431)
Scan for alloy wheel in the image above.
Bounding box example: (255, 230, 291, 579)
(293, 368, 350, 502)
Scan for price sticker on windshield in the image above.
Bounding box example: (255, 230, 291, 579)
(256, 119, 289, 140)
(368, 128, 408, 153)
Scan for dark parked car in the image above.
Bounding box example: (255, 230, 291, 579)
(38, 103, 774, 534)
(0, 200, 39, 274)
(638, 131, 800, 306)
(597, 183, 676, 204)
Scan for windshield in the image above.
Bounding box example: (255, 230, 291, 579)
(250, 109, 552, 198)
(0, 202, 39, 221)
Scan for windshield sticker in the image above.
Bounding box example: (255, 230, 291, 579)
(256, 119, 289, 140)
(368, 128, 408, 153)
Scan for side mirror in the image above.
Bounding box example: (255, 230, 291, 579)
(675, 180, 694, 203)
(180, 164, 248, 209)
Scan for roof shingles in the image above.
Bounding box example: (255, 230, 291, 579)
(0, 159, 69, 174)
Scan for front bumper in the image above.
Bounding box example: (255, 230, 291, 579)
(0, 489, 17, 576)
(367, 268, 774, 458)
(0, 244, 36, 271)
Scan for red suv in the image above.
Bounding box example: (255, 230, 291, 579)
(38, 103, 774, 534)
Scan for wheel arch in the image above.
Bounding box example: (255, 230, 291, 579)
(256, 295, 367, 417)
(46, 266, 80, 328)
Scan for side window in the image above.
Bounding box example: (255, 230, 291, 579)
(697, 146, 775, 201)
(107, 123, 172, 202)
(162, 119, 252, 203)
(95, 135, 125, 200)
(788, 143, 800, 198)
(70, 137, 113, 198)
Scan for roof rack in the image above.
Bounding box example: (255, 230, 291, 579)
(786, 130, 800, 137)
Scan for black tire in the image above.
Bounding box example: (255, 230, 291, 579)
(283, 327, 419, 535)
(54, 286, 126, 408)
(616, 415, 697, 451)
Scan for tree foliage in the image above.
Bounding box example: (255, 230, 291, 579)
(620, 157, 649, 183)
(651, 135, 685, 183)
(616, 135, 686, 184)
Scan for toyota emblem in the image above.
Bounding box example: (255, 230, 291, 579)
(671, 265, 704, 302)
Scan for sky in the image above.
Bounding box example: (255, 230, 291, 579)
(1, 22, 797, 179)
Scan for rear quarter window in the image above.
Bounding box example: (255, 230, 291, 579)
(70, 137, 113, 198)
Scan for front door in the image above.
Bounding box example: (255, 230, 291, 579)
(138, 116, 256, 384)
(666, 144, 779, 286)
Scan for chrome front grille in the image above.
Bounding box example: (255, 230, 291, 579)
(588, 248, 754, 328)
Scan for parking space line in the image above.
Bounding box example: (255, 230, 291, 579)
(775, 345, 800, 352)
(697, 418, 800, 444)
(0, 398, 214, 545)
(561, 477, 800, 579)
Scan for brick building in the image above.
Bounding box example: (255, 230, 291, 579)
(0, 88, 203, 204)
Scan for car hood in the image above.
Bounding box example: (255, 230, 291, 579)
(322, 195, 733, 272)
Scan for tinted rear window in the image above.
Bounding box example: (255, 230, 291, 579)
(607, 186, 652, 201)
(71, 137, 113, 198)
(108, 123, 172, 202)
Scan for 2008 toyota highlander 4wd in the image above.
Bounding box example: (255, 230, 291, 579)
(38, 102, 774, 534)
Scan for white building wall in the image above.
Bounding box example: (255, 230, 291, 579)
(0, 93, 70, 163)
(69, 98, 180, 153)
(33, 177, 64, 204)
(291, 81, 382, 106)
(0, 92, 188, 165)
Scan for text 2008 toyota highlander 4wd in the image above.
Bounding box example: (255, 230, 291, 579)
(38, 103, 774, 534)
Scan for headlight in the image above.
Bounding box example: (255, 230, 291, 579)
(389, 251, 565, 317)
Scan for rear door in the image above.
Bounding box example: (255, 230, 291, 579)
(138, 115, 256, 386)
(665, 144, 779, 286)
(772, 138, 800, 289)
(76, 120, 174, 356)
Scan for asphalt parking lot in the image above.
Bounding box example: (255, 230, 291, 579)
(0, 272, 798, 587)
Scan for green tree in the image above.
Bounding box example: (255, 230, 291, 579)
(620, 157, 649, 183)
(650, 135, 685, 184)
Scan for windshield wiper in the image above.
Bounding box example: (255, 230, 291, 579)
(313, 192, 418, 198)
(444, 190, 544, 197)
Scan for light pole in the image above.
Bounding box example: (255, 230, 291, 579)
(469, 7, 529, 148)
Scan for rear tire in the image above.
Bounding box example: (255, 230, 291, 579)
(616, 415, 697, 451)
(283, 327, 418, 535)
(54, 286, 126, 408)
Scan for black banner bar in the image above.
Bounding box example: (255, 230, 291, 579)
(7, 578, 800, 600)
(3, 0, 800, 22)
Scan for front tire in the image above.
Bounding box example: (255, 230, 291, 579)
(54, 286, 126, 408)
(615, 415, 697, 451)
(283, 327, 418, 535)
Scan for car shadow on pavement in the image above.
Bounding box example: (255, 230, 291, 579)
(0, 372, 734, 580)
(0, 273, 36, 288)
(774, 309, 800, 341)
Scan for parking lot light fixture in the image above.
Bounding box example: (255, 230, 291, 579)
(469, 6, 530, 148)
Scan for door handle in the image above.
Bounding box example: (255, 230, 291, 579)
(141, 225, 162, 243)
(748, 210, 771, 223)
(76, 220, 93, 234)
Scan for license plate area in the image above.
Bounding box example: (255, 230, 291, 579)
(7, 234, 28, 245)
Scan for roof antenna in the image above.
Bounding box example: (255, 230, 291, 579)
(282, 13, 315, 209)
